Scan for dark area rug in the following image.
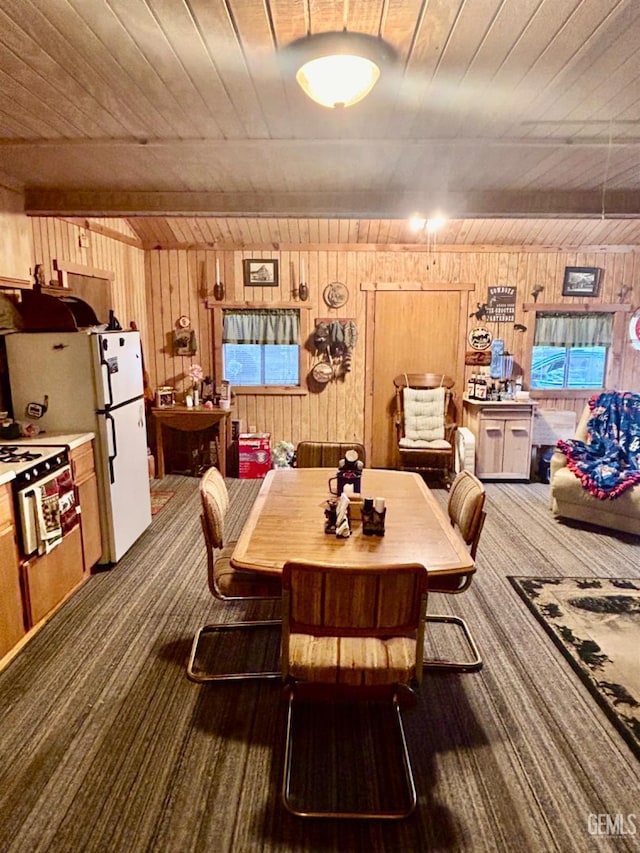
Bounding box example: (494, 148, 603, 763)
(509, 576, 640, 760)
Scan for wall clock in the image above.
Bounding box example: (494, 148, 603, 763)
(323, 281, 349, 308)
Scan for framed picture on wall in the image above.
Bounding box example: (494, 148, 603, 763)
(562, 266, 601, 297)
(243, 259, 279, 287)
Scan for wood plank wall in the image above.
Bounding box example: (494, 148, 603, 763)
(144, 245, 640, 449)
(30, 217, 148, 354)
(21, 213, 640, 451)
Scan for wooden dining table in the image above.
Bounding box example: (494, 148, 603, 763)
(231, 468, 474, 581)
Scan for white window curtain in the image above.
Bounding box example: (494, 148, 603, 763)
(223, 309, 300, 345)
(534, 312, 613, 347)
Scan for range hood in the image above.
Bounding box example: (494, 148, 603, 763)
(19, 290, 100, 331)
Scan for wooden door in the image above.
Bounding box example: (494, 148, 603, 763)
(368, 291, 464, 469)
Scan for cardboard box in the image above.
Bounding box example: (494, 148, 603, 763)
(238, 433, 271, 479)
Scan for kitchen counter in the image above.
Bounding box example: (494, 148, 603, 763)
(0, 432, 95, 450)
(0, 469, 15, 486)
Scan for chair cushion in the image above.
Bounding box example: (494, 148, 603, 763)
(399, 438, 451, 450)
(402, 387, 446, 443)
(214, 547, 281, 598)
(288, 633, 416, 686)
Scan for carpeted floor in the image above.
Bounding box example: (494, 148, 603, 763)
(0, 476, 639, 852)
(509, 576, 640, 760)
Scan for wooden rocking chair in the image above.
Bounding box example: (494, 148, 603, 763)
(393, 373, 457, 485)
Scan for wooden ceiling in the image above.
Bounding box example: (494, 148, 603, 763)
(1, 0, 639, 245)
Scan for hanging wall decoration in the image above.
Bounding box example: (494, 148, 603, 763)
(323, 281, 349, 308)
(309, 318, 358, 386)
(468, 327, 492, 350)
(486, 286, 516, 323)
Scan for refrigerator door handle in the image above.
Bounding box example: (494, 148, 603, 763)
(98, 334, 115, 409)
(106, 411, 117, 484)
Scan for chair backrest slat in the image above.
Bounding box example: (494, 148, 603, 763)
(283, 562, 427, 638)
(200, 467, 229, 549)
(295, 441, 366, 468)
(447, 470, 486, 559)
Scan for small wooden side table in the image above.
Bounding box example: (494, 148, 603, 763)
(152, 405, 232, 478)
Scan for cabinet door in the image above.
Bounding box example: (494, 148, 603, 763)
(22, 526, 84, 626)
(0, 525, 25, 658)
(502, 419, 532, 477)
(71, 442, 103, 573)
(477, 418, 505, 476)
(77, 473, 102, 572)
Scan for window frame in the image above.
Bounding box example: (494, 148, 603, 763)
(522, 302, 630, 399)
(212, 302, 311, 396)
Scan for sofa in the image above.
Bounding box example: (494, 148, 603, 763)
(550, 397, 640, 536)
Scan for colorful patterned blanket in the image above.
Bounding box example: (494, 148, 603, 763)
(556, 391, 640, 499)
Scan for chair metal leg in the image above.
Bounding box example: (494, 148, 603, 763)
(187, 620, 281, 682)
(423, 614, 483, 672)
(281, 686, 417, 819)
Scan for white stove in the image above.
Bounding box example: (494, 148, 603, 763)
(0, 443, 69, 485)
(0, 442, 74, 556)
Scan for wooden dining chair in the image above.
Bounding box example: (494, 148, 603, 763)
(187, 466, 281, 682)
(280, 559, 428, 819)
(393, 373, 457, 484)
(294, 441, 366, 468)
(423, 470, 486, 672)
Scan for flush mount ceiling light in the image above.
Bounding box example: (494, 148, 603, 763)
(282, 31, 396, 109)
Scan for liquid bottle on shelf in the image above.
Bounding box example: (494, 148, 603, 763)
(467, 372, 476, 399)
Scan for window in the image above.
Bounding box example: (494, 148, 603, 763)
(531, 312, 612, 390)
(222, 308, 301, 388)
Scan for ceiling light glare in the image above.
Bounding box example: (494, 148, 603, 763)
(426, 215, 446, 233)
(409, 215, 427, 232)
(283, 31, 396, 110)
(297, 54, 379, 108)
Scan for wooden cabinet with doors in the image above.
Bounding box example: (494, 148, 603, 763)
(0, 481, 26, 658)
(70, 440, 102, 572)
(463, 398, 536, 480)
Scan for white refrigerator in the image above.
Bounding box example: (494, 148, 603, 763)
(6, 330, 152, 565)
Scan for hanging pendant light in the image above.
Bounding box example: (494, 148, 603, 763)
(282, 31, 396, 109)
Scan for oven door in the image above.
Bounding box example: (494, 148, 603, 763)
(17, 465, 76, 556)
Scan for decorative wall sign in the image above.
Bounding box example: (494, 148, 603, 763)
(173, 328, 197, 356)
(465, 350, 492, 366)
(562, 266, 601, 297)
(323, 281, 349, 308)
(486, 286, 516, 322)
(243, 259, 279, 287)
(468, 327, 492, 350)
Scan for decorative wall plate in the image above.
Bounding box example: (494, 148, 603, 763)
(468, 327, 492, 350)
(323, 281, 349, 308)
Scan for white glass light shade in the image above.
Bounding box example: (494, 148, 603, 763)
(282, 31, 396, 110)
(296, 54, 380, 108)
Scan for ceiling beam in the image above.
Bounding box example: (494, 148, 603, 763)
(24, 188, 640, 218)
(3, 136, 640, 149)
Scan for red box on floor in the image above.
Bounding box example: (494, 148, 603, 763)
(238, 433, 271, 479)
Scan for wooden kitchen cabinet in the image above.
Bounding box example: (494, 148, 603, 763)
(21, 526, 84, 626)
(463, 398, 536, 480)
(0, 482, 26, 658)
(70, 441, 102, 572)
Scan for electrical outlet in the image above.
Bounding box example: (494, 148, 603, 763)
(79, 230, 90, 248)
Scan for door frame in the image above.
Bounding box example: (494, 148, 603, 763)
(362, 281, 475, 465)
